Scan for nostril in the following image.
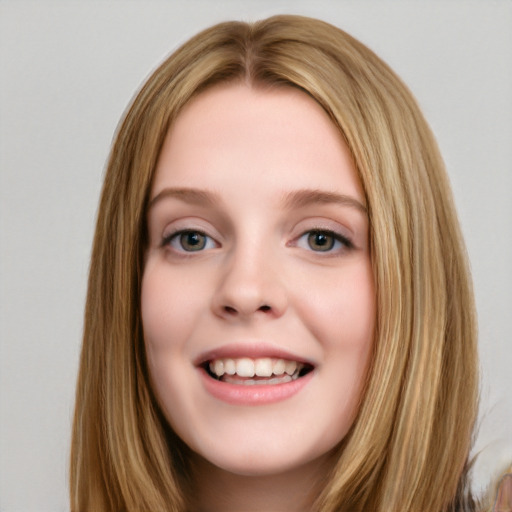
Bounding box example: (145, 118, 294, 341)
(219, 303, 274, 316)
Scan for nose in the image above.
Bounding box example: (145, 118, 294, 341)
(211, 244, 288, 321)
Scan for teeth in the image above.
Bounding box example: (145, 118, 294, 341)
(285, 360, 297, 375)
(273, 359, 286, 375)
(224, 359, 236, 375)
(223, 374, 293, 385)
(236, 358, 254, 377)
(208, 357, 305, 380)
(254, 358, 273, 377)
(213, 359, 224, 376)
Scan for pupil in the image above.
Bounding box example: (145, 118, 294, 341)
(308, 231, 334, 251)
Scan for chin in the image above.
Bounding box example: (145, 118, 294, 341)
(191, 442, 334, 479)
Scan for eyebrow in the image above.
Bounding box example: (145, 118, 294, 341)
(148, 187, 221, 210)
(282, 189, 367, 214)
(148, 186, 367, 215)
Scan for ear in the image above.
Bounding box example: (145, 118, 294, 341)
(494, 473, 512, 512)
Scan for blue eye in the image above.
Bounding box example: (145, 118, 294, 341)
(164, 230, 216, 252)
(297, 230, 352, 253)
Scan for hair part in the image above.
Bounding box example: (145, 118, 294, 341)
(71, 15, 479, 511)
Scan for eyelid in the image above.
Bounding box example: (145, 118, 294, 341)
(159, 216, 221, 244)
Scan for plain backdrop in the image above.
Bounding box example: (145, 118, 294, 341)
(0, 1, 511, 511)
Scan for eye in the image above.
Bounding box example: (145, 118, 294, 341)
(297, 230, 352, 253)
(163, 230, 217, 252)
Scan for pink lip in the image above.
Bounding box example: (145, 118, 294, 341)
(198, 367, 314, 405)
(194, 343, 315, 405)
(194, 342, 314, 366)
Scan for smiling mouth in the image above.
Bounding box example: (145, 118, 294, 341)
(203, 357, 314, 386)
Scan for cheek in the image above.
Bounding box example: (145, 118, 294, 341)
(141, 263, 204, 351)
(296, 260, 376, 351)
(293, 260, 375, 427)
(140, 266, 197, 404)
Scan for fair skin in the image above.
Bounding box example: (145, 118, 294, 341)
(142, 83, 375, 511)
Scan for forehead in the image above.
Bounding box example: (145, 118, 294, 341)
(152, 83, 364, 203)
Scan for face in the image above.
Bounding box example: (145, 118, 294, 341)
(142, 83, 375, 477)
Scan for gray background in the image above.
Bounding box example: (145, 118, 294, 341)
(1, 1, 511, 510)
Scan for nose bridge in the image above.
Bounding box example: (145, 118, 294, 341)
(212, 233, 287, 319)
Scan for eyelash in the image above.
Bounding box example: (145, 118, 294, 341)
(295, 229, 354, 254)
(161, 229, 217, 253)
(161, 228, 353, 255)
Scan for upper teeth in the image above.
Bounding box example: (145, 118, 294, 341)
(209, 357, 302, 378)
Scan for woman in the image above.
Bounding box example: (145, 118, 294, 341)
(70, 14, 506, 511)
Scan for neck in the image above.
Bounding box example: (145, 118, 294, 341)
(190, 455, 333, 512)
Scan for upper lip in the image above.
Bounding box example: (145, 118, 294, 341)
(194, 343, 316, 367)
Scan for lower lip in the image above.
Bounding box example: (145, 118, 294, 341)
(199, 368, 314, 405)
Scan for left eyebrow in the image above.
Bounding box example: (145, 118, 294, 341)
(281, 189, 367, 215)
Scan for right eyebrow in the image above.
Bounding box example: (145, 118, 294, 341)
(147, 187, 221, 210)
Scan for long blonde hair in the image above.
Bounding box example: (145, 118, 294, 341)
(71, 15, 479, 511)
